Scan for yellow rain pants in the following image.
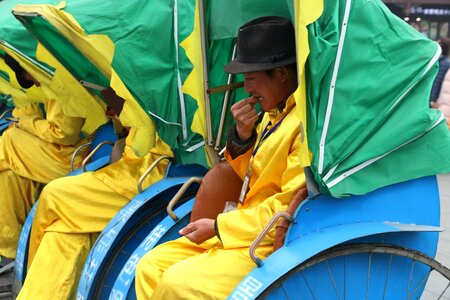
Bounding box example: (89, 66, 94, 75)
(0, 170, 41, 259)
(18, 133, 172, 300)
(135, 237, 272, 299)
(0, 100, 86, 259)
(135, 96, 306, 299)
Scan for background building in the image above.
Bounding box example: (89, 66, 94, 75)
(384, 0, 450, 40)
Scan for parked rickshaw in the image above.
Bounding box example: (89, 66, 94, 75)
(3, 0, 450, 299)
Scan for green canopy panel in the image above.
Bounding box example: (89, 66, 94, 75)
(0, 0, 59, 68)
(1, 0, 109, 134)
(208, 0, 292, 40)
(13, 12, 109, 100)
(306, 0, 450, 197)
(0, 93, 13, 106)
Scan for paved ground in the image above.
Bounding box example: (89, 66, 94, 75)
(423, 173, 450, 299)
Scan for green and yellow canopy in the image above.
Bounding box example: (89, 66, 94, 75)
(0, 0, 107, 135)
(6, 0, 448, 195)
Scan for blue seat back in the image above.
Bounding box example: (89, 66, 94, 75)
(89, 121, 117, 161)
(289, 176, 440, 254)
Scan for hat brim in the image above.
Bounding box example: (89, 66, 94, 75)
(224, 57, 296, 74)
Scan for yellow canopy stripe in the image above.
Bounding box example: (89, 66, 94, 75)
(180, 0, 207, 139)
(0, 77, 27, 106)
(111, 70, 163, 157)
(293, 0, 323, 167)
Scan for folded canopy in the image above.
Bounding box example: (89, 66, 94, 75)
(0, 0, 107, 135)
(306, 0, 450, 197)
(201, 0, 450, 196)
(11, 0, 447, 194)
(12, 0, 248, 163)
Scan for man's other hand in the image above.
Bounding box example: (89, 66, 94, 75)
(179, 218, 216, 244)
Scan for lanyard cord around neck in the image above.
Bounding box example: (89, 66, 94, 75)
(238, 115, 287, 205)
(252, 115, 287, 157)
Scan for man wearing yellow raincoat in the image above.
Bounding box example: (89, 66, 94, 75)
(17, 98, 172, 299)
(0, 54, 87, 261)
(135, 16, 307, 299)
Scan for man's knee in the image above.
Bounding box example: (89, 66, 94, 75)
(135, 255, 151, 282)
(35, 178, 69, 215)
(39, 176, 75, 204)
(152, 263, 193, 297)
(39, 180, 59, 204)
(135, 254, 163, 293)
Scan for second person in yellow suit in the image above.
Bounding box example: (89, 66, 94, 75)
(134, 16, 307, 299)
(17, 100, 173, 299)
(0, 54, 88, 260)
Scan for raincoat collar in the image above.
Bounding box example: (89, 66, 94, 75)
(266, 94, 295, 124)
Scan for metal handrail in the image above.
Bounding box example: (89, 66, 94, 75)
(71, 141, 93, 172)
(166, 177, 202, 221)
(137, 155, 171, 193)
(0, 108, 12, 120)
(249, 211, 295, 267)
(215, 44, 238, 151)
(81, 141, 115, 172)
(198, 0, 213, 146)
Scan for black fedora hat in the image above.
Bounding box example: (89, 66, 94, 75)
(3, 53, 35, 89)
(224, 16, 296, 74)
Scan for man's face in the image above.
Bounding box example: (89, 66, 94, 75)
(243, 69, 285, 112)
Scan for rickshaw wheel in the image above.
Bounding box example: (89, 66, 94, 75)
(258, 243, 450, 299)
(91, 202, 168, 299)
(90, 184, 199, 299)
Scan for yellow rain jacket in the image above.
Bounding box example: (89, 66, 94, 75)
(18, 128, 172, 300)
(9, 103, 42, 118)
(135, 95, 306, 299)
(220, 95, 306, 247)
(0, 98, 87, 259)
(91, 129, 172, 200)
(0, 99, 86, 181)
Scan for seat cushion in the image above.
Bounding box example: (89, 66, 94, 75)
(190, 161, 243, 222)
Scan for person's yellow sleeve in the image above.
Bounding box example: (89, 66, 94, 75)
(224, 121, 263, 180)
(18, 99, 84, 146)
(224, 147, 253, 180)
(218, 135, 305, 249)
(12, 103, 43, 118)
